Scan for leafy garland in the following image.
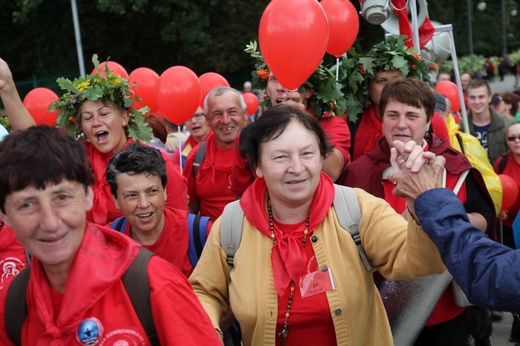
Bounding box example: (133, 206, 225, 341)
(338, 36, 438, 122)
(244, 41, 348, 117)
(245, 36, 437, 122)
(49, 55, 152, 141)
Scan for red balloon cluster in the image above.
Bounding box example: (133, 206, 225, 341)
(157, 66, 201, 125)
(242, 92, 259, 116)
(199, 72, 230, 108)
(91, 61, 129, 79)
(500, 174, 519, 210)
(23, 88, 59, 126)
(434, 81, 461, 113)
(129, 67, 160, 113)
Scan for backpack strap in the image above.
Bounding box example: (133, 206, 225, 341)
(498, 154, 509, 174)
(193, 141, 207, 178)
(122, 247, 159, 346)
(111, 216, 128, 233)
(5, 265, 31, 346)
(187, 213, 210, 268)
(333, 184, 372, 271)
(220, 200, 244, 271)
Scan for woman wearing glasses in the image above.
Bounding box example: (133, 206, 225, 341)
(494, 121, 520, 248)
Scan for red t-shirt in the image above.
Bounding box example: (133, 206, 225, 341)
(274, 220, 336, 346)
(183, 133, 236, 221)
(116, 207, 194, 278)
(318, 114, 351, 164)
(0, 225, 28, 291)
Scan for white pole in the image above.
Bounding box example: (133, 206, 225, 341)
(71, 0, 86, 77)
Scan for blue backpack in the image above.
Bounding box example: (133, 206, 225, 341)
(111, 213, 210, 268)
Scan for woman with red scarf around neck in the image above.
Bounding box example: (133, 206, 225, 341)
(190, 104, 448, 345)
(342, 78, 495, 346)
(0, 126, 220, 345)
(0, 56, 187, 226)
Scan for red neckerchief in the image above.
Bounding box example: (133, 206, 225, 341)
(26, 223, 140, 345)
(353, 104, 382, 161)
(86, 139, 134, 225)
(240, 172, 334, 296)
(198, 132, 234, 185)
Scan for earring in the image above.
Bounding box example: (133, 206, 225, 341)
(123, 122, 126, 126)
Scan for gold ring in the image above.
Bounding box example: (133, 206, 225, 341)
(398, 159, 405, 165)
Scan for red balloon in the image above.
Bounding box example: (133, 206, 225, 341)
(92, 61, 129, 79)
(259, 0, 329, 90)
(23, 88, 59, 126)
(157, 66, 201, 125)
(434, 81, 461, 113)
(199, 72, 230, 108)
(242, 92, 259, 116)
(129, 67, 160, 113)
(500, 174, 519, 210)
(321, 0, 360, 57)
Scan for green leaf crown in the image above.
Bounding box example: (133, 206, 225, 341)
(245, 36, 437, 122)
(49, 54, 152, 141)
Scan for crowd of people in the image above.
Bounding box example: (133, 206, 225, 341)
(0, 34, 519, 345)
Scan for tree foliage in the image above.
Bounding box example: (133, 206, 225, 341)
(2, 0, 520, 95)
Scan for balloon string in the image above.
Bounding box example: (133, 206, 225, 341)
(335, 57, 340, 81)
(177, 124, 183, 175)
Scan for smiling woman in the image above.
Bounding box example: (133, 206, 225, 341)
(189, 104, 449, 346)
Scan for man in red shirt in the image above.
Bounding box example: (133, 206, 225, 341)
(183, 87, 248, 221)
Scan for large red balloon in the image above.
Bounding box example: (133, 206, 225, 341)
(242, 92, 259, 116)
(129, 67, 160, 113)
(157, 66, 201, 125)
(434, 81, 461, 113)
(500, 174, 519, 210)
(321, 0, 359, 57)
(23, 88, 59, 126)
(199, 72, 230, 108)
(92, 61, 129, 79)
(259, 0, 329, 90)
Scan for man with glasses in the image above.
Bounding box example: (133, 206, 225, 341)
(182, 87, 248, 221)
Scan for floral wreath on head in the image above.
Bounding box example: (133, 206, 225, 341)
(338, 35, 438, 122)
(49, 54, 152, 141)
(244, 41, 348, 118)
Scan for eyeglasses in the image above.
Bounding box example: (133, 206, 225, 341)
(507, 135, 520, 142)
(189, 113, 205, 121)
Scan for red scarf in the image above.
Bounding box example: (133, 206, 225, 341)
(26, 223, 140, 345)
(240, 172, 334, 296)
(85, 139, 135, 225)
(353, 104, 383, 161)
(198, 132, 234, 186)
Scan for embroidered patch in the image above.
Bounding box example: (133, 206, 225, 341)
(0, 257, 25, 289)
(99, 329, 146, 345)
(76, 317, 103, 345)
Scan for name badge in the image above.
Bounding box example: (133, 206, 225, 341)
(299, 267, 335, 298)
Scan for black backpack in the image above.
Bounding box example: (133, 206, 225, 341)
(5, 247, 159, 346)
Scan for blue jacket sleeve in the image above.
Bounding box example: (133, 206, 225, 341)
(415, 188, 520, 312)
